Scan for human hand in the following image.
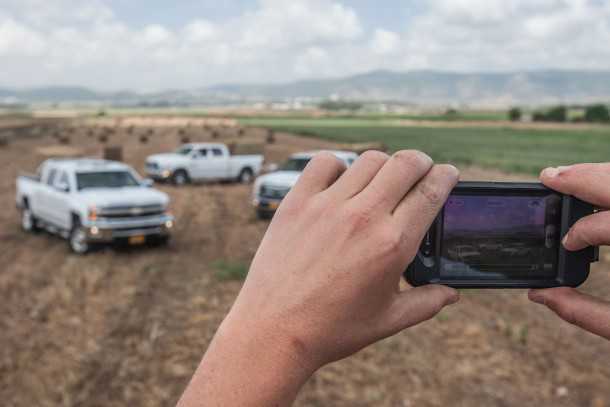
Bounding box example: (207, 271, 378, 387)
(178, 150, 461, 407)
(228, 150, 460, 370)
(529, 163, 610, 340)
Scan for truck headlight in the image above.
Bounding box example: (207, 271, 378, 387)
(88, 206, 98, 221)
(162, 170, 171, 178)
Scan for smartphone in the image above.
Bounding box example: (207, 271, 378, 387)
(405, 182, 598, 288)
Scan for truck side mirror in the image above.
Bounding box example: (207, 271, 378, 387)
(55, 181, 70, 193)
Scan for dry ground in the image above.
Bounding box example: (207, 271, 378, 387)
(1, 119, 609, 407)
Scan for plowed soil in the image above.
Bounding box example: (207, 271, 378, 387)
(1, 119, 609, 407)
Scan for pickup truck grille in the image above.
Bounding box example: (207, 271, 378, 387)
(98, 204, 165, 218)
(260, 185, 290, 200)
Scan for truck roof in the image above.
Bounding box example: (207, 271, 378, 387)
(290, 150, 359, 160)
(43, 158, 132, 173)
(182, 143, 227, 150)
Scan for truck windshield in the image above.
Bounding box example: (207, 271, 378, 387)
(280, 158, 311, 172)
(175, 146, 193, 155)
(76, 171, 140, 190)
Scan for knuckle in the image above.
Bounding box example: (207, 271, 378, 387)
(416, 181, 446, 206)
(343, 205, 373, 232)
(377, 227, 404, 255)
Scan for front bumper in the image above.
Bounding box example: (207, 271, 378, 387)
(146, 167, 173, 181)
(253, 198, 282, 213)
(82, 214, 174, 242)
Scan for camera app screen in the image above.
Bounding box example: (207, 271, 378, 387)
(440, 194, 561, 280)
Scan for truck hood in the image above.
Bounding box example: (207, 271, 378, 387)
(75, 187, 169, 209)
(256, 171, 302, 188)
(147, 153, 189, 167)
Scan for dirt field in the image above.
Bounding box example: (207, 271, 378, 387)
(1, 118, 609, 407)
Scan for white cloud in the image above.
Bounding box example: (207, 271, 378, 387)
(370, 29, 400, 55)
(0, 0, 609, 90)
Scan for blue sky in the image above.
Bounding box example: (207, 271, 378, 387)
(1, 0, 609, 90)
(106, 0, 418, 32)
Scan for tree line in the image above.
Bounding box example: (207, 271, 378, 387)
(509, 104, 610, 123)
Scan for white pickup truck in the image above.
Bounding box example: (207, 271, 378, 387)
(16, 158, 174, 254)
(252, 150, 358, 219)
(145, 143, 264, 185)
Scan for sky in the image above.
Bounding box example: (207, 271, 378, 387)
(1, 0, 610, 91)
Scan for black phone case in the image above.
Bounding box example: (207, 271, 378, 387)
(405, 181, 597, 288)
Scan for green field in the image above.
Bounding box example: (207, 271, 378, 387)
(239, 118, 610, 174)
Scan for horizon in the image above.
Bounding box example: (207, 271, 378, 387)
(4, 67, 610, 94)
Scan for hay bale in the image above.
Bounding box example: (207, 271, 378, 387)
(266, 129, 276, 144)
(181, 136, 190, 144)
(212, 131, 220, 139)
(237, 128, 245, 137)
(98, 134, 108, 144)
(58, 136, 71, 145)
(139, 135, 148, 144)
(104, 146, 123, 162)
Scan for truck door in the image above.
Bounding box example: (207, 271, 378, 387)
(208, 147, 228, 179)
(190, 148, 209, 180)
(33, 167, 58, 223)
(46, 170, 73, 230)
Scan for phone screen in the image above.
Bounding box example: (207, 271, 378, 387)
(440, 193, 562, 280)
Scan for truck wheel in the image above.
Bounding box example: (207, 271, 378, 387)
(21, 207, 40, 232)
(172, 170, 189, 186)
(238, 168, 254, 184)
(69, 219, 89, 254)
(256, 209, 274, 220)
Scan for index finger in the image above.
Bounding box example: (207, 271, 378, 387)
(540, 163, 610, 208)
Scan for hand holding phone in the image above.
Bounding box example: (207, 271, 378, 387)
(529, 164, 610, 340)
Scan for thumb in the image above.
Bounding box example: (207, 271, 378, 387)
(383, 285, 460, 336)
(529, 287, 610, 340)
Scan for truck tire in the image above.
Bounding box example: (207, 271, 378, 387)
(21, 206, 40, 233)
(238, 168, 254, 184)
(69, 217, 90, 254)
(172, 169, 189, 186)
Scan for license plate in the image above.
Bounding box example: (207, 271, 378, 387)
(267, 201, 279, 210)
(128, 235, 146, 245)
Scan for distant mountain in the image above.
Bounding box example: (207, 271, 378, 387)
(207, 70, 610, 106)
(3, 70, 610, 106)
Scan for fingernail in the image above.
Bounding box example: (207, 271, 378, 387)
(529, 290, 545, 305)
(542, 167, 559, 178)
(562, 233, 569, 247)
